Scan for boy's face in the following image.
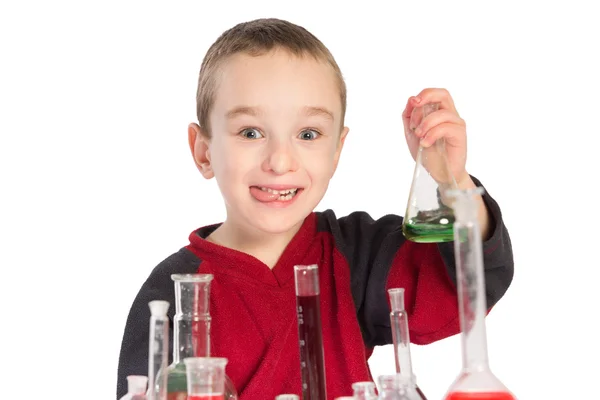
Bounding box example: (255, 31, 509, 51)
(190, 49, 348, 235)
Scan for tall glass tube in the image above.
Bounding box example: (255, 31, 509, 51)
(148, 300, 170, 400)
(443, 188, 515, 400)
(387, 289, 427, 400)
(294, 264, 327, 400)
(377, 375, 419, 400)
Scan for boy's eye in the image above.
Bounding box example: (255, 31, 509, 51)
(298, 129, 320, 141)
(240, 128, 263, 139)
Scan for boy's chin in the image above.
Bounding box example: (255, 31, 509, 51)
(250, 211, 310, 235)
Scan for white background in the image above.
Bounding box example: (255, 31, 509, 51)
(1, 1, 598, 399)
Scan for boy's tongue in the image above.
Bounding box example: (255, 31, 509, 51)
(250, 186, 280, 202)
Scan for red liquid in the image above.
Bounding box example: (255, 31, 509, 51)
(445, 392, 515, 400)
(296, 295, 327, 400)
(167, 392, 187, 400)
(188, 395, 225, 400)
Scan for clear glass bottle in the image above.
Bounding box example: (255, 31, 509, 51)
(155, 274, 238, 400)
(442, 188, 516, 400)
(352, 381, 377, 399)
(377, 375, 421, 400)
(402, 102, 457, 243)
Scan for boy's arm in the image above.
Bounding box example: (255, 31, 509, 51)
(116, 248, 200, 399)
(329, 175, 513, 348)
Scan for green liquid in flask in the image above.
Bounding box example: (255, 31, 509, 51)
(402, 209, 455, 243)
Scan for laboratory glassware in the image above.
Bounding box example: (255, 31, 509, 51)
(388, 288, 427, 400)
(352, 381, 377, 399)
(377, 375, 421, 400)
(442, 187, 516, 400)
(155, 274, 237, 400)
(294, 264, 327, 400)
(148, 300, 170, 400)
(120, 375, 149, 400)
(184, 357, 228, 400)
(275, 395, 300, 400)
(402, 102, 457, 243)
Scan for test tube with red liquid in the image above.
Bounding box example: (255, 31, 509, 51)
(183, 357, 228, 400)
(294, 264, 327, 400)
(443, 188, 516, 400)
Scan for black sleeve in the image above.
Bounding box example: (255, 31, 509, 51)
(321, 175, 514, 348)
(116, 247, 201, 399)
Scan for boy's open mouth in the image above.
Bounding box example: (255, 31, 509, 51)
(250, 186, 303, 202)
(257, 186, 300, 201)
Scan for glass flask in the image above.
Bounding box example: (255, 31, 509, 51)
(377, 375, 421, 400)
(148, 300, 170, 400)
(184, 357, 228, 400)
(352, 381, 378, 399)
(275, 395, 300, 400)
(442, 188, 516, 400)
(120, 375, 149, 400)
(294, 264, 327, 400)
(387, 289, 427, 400)
(154, 274, 238, 400)
(402, 102, 458, 243)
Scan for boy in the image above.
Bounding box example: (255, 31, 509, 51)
(116, 18, 513, 399)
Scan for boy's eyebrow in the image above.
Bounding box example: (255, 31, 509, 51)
(301, 106, 334, 121)
(225, 106, 263, 120)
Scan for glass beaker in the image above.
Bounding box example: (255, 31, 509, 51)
(184, 357, 228, 400)
(148, 300, 170, 400)
(294, 264, 327, 400)
(388, 289, 427, 400)
(442, 188, 516, 400)
(402, 102, 457, 243)
(352, 381, 377, 399)
(154, 274, 238, 400)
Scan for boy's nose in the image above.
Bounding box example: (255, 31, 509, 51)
(262, 142, 299, 175)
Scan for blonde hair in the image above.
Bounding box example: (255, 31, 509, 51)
(195, 18, 347, 137)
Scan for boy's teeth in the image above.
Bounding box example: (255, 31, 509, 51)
(259, 187, 298, 195)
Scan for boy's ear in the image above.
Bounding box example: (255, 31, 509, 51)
(332, 126, 350, 173)
(188, 123, 214, 179)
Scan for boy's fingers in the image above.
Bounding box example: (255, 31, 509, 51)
(414, 88, 458, 114)
(415, 109, 465, 138)
(420, 123, 463, 147)
(402, 96, 422, 131)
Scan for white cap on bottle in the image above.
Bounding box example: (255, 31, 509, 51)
(126, 375, 148, 394)
(148, 300, 169, 316)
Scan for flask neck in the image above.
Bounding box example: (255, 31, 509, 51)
(454, 219, 490, 372)
(172, 279, 212, 363)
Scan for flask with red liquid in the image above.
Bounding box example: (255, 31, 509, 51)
(184, 357, 228, 400)
(442, 188, 516, 400)
(294, 264, 327, 400)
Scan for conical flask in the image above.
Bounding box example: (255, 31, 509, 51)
(402, 102, 458, 243)
(442, 188, 516, 400)
(154, 274, 238, 400)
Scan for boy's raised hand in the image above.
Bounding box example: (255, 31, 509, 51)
(402, 88, 469, 185)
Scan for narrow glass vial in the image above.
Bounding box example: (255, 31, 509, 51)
(352, 381, 377, 399)
(442, 188, 516, 400)
(294, 264, 327, 400)
(148, 300, 170, 400)
(402, 102, 457, 243)
(387, 289, 427, 400)
(155, 274, 237, 400)
(275, 395, 300, 400)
